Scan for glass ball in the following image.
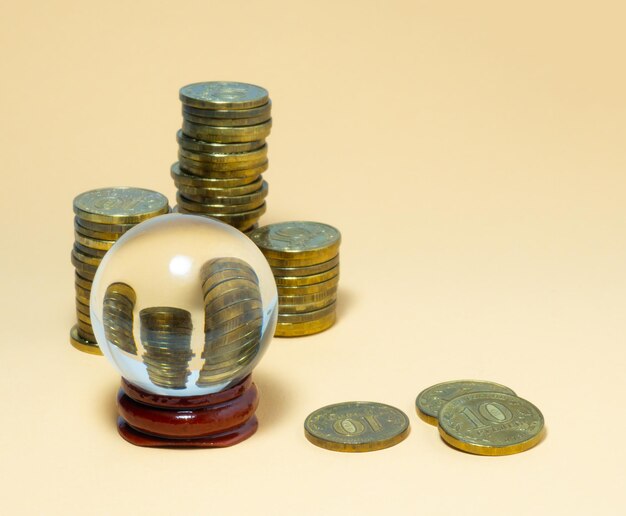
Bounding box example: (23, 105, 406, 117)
(90, 213, 278, 397)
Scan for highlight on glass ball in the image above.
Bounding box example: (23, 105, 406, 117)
(90, 213, 278, 447)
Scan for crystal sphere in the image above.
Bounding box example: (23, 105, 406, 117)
(91, 213, 278, 396)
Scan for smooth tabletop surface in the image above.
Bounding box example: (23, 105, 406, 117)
(1, 1, 625, 514)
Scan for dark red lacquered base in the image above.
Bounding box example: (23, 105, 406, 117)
(116, 375, 259, 448)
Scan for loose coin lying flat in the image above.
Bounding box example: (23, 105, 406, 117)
(304, 401, 410, 452)
(438, 392, 545, 456)
(416, 380, 517, 426)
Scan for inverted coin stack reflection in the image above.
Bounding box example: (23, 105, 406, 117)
(71, 187, 170, 355)
(172, 81, 272, 233)
(198, 257, 264, 385)
(249, 222, 341, 337)
(139, 307, 195, 390)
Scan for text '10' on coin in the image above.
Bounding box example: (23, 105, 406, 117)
(438, 392, 545, 456)
(304, 402, 409, 452)
(416, 380, 517, 426)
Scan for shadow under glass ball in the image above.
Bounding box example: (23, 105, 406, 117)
(91, 213, 278, 397)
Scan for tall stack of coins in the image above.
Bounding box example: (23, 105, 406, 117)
(198, 257, 263, 386)
(249, 222, 341, 337)
(71, 187, 170, 355)
(172, 81, 272, 233)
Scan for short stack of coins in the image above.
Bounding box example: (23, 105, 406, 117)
(172, 81, 272, 233)
(71, 187, 170, 355)
(249, 222, 341, 337)
(139, 307, 194, 390)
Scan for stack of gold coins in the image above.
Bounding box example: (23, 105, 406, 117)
(249, 222, 341, 337)
(71, 187, 170, 355)
(172, 81, 272, 233)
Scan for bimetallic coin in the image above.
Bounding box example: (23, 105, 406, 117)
(304, 402, 410, 452)
(182, 119, 272, 143)
(438, 392, 545, 456)
(73, 187, 169, 224)
(179, 81, 269, 110)
(183, 111, 271, 127)
(416, 380, 517, 426)
(182, 101, 271, 119)
(249, 222, 341, 263)
(70, 325, 101, 355)
(177, 130, 265, 154)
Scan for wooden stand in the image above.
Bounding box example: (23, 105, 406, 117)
(116, 375, 258, 448)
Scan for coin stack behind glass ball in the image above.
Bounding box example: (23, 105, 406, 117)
(172, 81, 272, 233)
(71, 187, 170, 355)
(248, 222, 341, 337)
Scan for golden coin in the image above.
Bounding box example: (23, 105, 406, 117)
(176, 176, 264, 199)
(177, 130, 265, 153)
(178, 203, 266, 225)
(304, 402, 409, 452)
(183, 111, 271, 127)
(277, 275, 339, 296)
(178, 157, 268, 179)
(274, 264, 339, 287)
(276, 302, 337, 323)
(274, 311, 337, 337)
(74, 218, 124, 241)
(77, 319, 96, 335)
(70, 325, 101, 355)
(74, 273, 93, 290)
(74, 232, 115, 251)
(182, 119, 272, 143)
(278, 292, 337, 314)
(73, 187, 169, 224)
(77, 326, 97, 341)
(279, 286, 338, 306)
(73, 241, 107, 258)
(178, 144, 268, 164)
(74, 217, 137, 234)
(182, 101, 271, 119)
(249, 221, 340, 263)
(270, 255, 340, 277)
(70, 251, 99, 276)
(179, 81, 269, 110)
(416, 380, 517, 426)
(171, 162, 260, 188)
(438, 392, 545, 456)
(178, 150, 267, 170)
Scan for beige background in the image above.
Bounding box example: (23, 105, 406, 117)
(1, 0, 625, 514)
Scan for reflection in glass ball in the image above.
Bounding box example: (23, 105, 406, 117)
(91, 213, 278, 396)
